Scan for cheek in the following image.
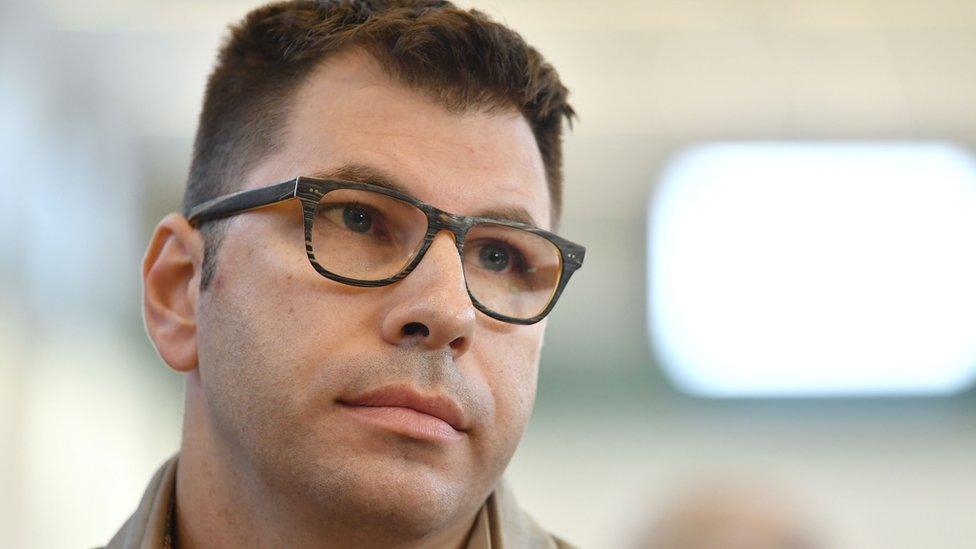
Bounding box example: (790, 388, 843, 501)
(196, 238, 330, 446)
(472, 325, 543, 438)
(198, 286, 299, 417)
(199, 220, 386, 406)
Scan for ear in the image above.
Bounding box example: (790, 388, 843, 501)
(142, 212, 205, 373)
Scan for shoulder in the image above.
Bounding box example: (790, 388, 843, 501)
(488, 477, 578, 549)
(553, 535, 579, 549)
(102, 454, 179, 549)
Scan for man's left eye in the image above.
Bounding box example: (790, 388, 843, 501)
(342, 205, 373, 233)
(478, 244, 511, 272)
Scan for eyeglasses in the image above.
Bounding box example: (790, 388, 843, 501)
(187, 177, 585, 325)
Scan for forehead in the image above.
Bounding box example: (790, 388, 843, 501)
(249, 49, 551, 230)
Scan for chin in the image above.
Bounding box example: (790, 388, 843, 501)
(293, 448, 484, 532)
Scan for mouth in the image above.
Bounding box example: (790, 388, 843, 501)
(337, 385, 467, 442)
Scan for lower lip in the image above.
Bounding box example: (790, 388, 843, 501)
(338, 403, 465, 442)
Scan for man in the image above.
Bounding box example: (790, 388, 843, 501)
(106, 0, 584, 547)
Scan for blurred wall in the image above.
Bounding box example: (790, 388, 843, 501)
(1, 1, 975, 548)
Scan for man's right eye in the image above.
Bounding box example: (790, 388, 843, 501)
(319, 203, 375, 232)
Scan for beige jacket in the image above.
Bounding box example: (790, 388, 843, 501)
(102, 455, 575, 549)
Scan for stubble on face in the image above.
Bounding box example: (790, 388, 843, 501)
(196, 265, 523, 537)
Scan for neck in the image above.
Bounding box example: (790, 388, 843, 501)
(174, 372, 480, 549)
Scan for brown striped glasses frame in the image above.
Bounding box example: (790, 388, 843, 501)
(187, 177, 585, 325)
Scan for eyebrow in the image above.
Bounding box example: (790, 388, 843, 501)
(308, 163, 539, 227)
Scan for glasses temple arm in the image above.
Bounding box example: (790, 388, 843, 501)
(187, 179, 299, 226)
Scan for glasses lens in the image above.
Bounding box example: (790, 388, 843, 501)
(463, 223, 563, 320)
(311, 189, 428, 280)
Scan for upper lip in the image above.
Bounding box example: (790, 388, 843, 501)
(339, 385, 467, 431)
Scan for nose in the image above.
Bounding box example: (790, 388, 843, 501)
(379, 230, 475, 360)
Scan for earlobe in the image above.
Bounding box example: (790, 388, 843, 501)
(142, 213, 205, 373)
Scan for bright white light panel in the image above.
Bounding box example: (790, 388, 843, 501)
(647, 142, 976, 397)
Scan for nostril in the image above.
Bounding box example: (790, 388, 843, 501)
(402, 322, 430, 337)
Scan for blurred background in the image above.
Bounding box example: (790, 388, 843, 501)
(2, 1, 975, 547)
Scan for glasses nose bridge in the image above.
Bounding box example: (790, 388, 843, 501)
(413, 212, 470, 293)
(425, 207, 472, 250)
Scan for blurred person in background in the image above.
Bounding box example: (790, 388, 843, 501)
(102, 0, 585, 548)
(631, 480, 822, 549)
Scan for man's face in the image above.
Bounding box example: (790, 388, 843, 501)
(194, 50, 551, 532)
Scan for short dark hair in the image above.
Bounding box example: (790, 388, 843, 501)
(182, 0, 574, 289)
